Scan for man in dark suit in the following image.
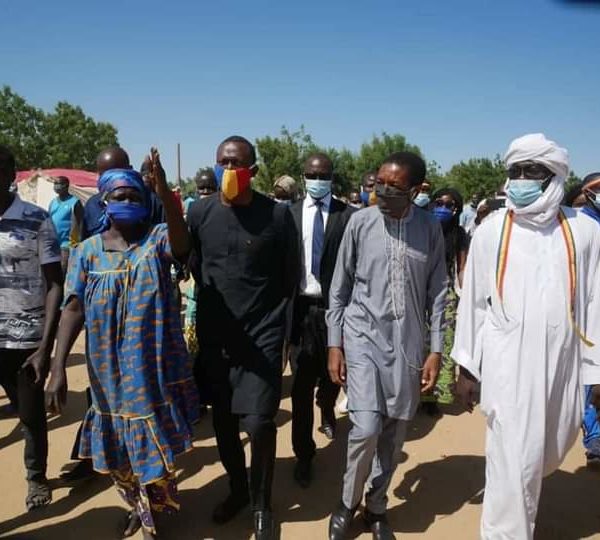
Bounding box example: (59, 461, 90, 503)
(290, 153, 355, 488)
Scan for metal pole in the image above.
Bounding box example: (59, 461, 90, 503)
(176, 143, 181, 187)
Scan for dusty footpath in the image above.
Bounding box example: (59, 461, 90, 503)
(1, 333, 599, 539)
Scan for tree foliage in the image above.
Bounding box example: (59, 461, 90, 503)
(253, 127, 424, 195)
(253, 126, 318, 193)
(442, 156, 506, 199)
(0, 85, 118, 170)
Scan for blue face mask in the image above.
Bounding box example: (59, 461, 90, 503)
(360, 191, 369, 205)
(305, 179, 331, 200)
(507, 179, 544, 207)
(414, 193, 430, 208)
(432, 206, 454, 223)
(106, 202, 150, 225)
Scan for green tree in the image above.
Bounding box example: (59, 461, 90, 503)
(44, 102, 118, 170)
(0, 85, 118, 170)
(564, 171, 582, 197)
(254, 128, 424, 196)
(442, 156, 506, 199)
(254, 126, 317, 193)
(353, 133, 422, 187)
(0, 86, 46, 168)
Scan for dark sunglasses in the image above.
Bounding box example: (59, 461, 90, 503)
(434, 199, 456, 209)
(304, 173, 332, 181)
(506, 163, 553, 180)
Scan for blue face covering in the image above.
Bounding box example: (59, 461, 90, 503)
(432, 206, 454, 223)
(414, 193, 430, 208)
(106, 202, 150, 225)
(507, 179, 544, 207)
(305, 179, 331, 200)
(360, 191, 369, 205)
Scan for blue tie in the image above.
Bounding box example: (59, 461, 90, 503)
(312, 200, 324, 281)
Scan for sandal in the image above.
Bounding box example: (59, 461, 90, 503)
(26, 479, 52, 511)
(122, 511, 142, 538)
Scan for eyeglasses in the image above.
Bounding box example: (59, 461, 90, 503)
(434, 199, 456, 209)
(506, 163, 553, 180)
(304, 173, 332, 181)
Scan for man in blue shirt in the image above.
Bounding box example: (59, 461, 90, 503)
(48, 176, 83, 273)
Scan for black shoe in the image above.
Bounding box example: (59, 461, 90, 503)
(60, 460, 96, 482)
(319, 423, 336, 440)
(293, 459, 312, 489)
(254, 510, 274, 540)
(328, 501, 356, 540)
(212, 492, 250, 524)
(421, 401, 441, 417)
(363, 509, 395, 540)
(586, 452, 600, 470)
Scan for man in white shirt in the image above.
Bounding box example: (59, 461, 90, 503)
(453, 134, 600, 539)
(289, 153, 355, 488)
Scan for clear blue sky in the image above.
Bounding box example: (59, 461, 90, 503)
(2, 0, 599, 182)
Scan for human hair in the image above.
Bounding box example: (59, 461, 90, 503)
(0, 145, 16, 171)
(583, 172, 600, 187)
(219, 135, 257, 164)
(381, 152, 426, 186)
(304, 152, 333, 171)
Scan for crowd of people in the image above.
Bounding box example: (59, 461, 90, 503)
(0, 132, 599, 540)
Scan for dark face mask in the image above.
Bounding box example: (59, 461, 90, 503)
(375, 183, 413, 217)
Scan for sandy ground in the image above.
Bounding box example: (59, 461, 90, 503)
(1, 333, 600, 539)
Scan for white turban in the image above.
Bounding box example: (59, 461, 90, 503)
(504, 133, 569, 227)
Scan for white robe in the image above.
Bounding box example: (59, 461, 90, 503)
(452, 207, 600, 540)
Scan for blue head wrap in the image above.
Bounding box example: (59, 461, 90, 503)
(97, 169, 150, 231)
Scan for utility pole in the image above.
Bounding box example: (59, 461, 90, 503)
(176, 143, 182, 187)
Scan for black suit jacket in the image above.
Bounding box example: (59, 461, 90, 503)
(290, 196, 356, 312)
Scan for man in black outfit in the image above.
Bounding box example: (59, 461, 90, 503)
(289, 153, 355, 488)
(188, 136, 299, 540)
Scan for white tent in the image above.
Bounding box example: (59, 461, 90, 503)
(16, 169, 97, 211)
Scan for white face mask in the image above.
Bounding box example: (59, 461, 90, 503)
(413, 193, 430, 208)
(304, 178, 332, 200)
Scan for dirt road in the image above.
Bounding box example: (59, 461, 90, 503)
(1, 335, 599, 539)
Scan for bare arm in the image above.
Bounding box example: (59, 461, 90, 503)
(22, 261, 64, 385)
(45, 297, 85, 413)
(148, 148, 191, 261)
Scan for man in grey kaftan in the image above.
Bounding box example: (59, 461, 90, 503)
(326, 152, 447, 540)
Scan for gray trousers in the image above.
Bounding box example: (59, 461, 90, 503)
(342, 411, 407, 514)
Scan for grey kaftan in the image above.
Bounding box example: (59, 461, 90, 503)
(326, 206, 448, 420)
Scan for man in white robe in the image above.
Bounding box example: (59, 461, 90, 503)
(452, 133, 600, 539)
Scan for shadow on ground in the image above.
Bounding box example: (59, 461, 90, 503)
(4, 400, 599, 539)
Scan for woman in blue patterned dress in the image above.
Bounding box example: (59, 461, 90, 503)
(46, 149, 198, 539)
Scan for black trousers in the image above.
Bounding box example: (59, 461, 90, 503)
(0, 348, 48, 481)
(199, 347, 277, 511)
(291, 297, 341, 462)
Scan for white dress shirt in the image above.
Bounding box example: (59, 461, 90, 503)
(301, 193, 331, 297)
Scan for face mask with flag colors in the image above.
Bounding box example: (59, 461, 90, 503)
(214, 164, 254, 200)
